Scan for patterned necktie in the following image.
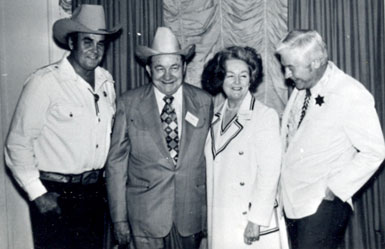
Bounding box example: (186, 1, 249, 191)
(160, 96, 179, 164)
(297, 89, 311, 128)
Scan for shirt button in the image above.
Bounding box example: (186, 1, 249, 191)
(240, 182, 245, 186)
(242, 211, 247, 215)
(98, 118, 101, 122)
(239, 151, 244, 155)
(69, 113, 73, 117)
(96, 144, 99, 148)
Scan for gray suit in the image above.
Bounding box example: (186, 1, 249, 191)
(106, 83, 213, 238)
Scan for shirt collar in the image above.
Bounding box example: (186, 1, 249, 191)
(309, 61, 333, 96)
(153, 85, 183, 103)
(58, 56, 111, 91)
(217, 91, 255, 119)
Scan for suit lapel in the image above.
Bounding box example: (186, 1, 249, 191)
(281, 89, 298, 152)
(177, 85, 201, 167)
(138, 85, 170, 158)
(211, 93, 255, 159)
(282, 88, 311, 156)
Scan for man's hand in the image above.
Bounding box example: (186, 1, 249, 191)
(199, 237, 208, 249)
(324, 187, 336, 201)
(33, 192, 61, 214)
(113, 221, 131, 245)
(243, 221, 260, 245)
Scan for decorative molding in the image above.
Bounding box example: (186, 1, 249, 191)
(59, 0, 72, 14)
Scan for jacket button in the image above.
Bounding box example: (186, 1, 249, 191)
(239, 151, 244, 155)
(240, 182, 245, 186)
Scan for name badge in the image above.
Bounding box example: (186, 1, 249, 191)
(185, 111, 199, 127)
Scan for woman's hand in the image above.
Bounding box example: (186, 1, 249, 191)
(243, 221, 260, 245)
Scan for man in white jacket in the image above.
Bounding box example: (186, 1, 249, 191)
(276, 29, 385, 249)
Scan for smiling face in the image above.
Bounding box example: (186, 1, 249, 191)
(222, 59, 250, 105)
(146, 54, 186, 95)
(69, 32, 106, 73)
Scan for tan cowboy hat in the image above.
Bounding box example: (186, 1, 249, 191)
(136, 27, 195, 64)
(53, 4, 121, 48)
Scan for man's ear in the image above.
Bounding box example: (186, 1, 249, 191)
(183, 61, 187, 75)
(145, 65, 152, 76)
(311, 59, 321, 69)
(68, 36, 74, 50)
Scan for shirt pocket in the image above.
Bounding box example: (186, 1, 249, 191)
(50, 104, 85, 122)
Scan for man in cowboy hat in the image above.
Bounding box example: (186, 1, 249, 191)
(106, 26, 213, 249)
(5, 4, 120, 248)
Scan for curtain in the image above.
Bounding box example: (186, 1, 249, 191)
(288, 1, 385, 248)
(163, 0, 289, 115)
(72, 0, 164, 97)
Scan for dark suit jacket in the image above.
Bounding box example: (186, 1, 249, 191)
(106, 83, 213, 238)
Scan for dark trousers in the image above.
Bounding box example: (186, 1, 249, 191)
(286, 198, 352, 249)
(129, 225, 203, 249)
(30, 179, 107, 249)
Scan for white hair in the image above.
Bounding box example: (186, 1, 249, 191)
(275, 30, 328, 65)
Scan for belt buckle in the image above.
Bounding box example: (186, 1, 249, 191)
(71, 175, 82, 184)
(81, 171, 99, 185)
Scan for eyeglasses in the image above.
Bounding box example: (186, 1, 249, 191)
(88, 89, 100, 116)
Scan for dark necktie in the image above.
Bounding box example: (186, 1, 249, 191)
(297, 89, 311, 128)
(160, 96, 179, 164)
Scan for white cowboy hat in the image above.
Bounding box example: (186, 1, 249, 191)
(136, 27, 195, 63)
(53, 4, 121, 48)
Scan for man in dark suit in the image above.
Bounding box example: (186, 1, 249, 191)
(106, 27, 213, 249)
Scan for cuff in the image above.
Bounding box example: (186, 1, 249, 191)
(25, 179, 47, 201)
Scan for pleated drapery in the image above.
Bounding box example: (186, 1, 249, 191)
(163, 0, 289, 115)
(68, 1, 385, 248)
(288, 1, 385, 249)
(72, 0, 164, 97)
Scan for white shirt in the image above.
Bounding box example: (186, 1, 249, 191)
(5, 57, 116, 200)
(280, 62, 385, 219)
(154, 85, 183, 138)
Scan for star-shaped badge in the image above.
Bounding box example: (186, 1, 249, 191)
(315, 94, 325, 106)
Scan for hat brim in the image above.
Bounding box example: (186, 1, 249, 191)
(135, 44, 196, 64)
(53, 19, 121, 49)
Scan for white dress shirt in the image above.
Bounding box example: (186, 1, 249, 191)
(5, 57, 116, 200)
(280, 62, 385, 219)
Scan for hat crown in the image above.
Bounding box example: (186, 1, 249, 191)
(72, 4, 107, 31)
(151, 27, 182, 53)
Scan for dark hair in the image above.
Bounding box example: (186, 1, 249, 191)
(67, 33, 79, 49)
(201, 46, 263, 95)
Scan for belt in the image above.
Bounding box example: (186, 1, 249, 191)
(39, 169, 103, 185)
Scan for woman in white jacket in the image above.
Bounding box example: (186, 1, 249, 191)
(202, 46, 288, 249)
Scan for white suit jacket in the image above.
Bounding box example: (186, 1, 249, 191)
(205, 93, 287, 249)
(280, 62, 385, 219)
